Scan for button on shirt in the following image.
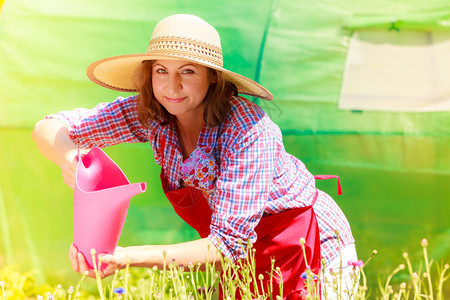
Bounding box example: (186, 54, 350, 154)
(47, 95, 354, 265)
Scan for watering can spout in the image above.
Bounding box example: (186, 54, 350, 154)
(73, 147, 147, 269)
(123, 182, 147, 200)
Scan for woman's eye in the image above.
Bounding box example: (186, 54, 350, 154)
(182, 69, 195, 74)
(155, 68, 167, 74)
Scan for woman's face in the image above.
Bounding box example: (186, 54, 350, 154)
(152, 60, 215, 122)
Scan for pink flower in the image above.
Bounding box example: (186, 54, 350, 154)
(348, 260, 364, 268)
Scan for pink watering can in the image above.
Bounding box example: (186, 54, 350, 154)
(74, 147, 147, 269)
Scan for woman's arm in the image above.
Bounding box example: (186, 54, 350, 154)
(32, 118, 83, 188)
(32, 97, 151, 188)
(70, 238, 221, 278)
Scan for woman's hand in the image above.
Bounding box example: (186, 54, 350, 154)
(60, 149, 78, 189)
(69, 243, 130, 279)
(60, 149, 89, 189)
(32, 119, 90, 189)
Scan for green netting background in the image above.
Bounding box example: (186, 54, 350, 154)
(0, 0, 449, 289)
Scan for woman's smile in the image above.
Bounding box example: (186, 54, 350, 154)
(165, 96, 187, 103)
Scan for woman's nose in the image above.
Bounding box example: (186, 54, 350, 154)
(167, 73, 182, 92)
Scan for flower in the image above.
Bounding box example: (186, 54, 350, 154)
(348, 260, 364, 268)
(300, 272, 318, 280)
(421, 239, 428, 247)
(113, 287, 125, 295)
(299, 287, 309, 298)
(197, 286, 216, 295)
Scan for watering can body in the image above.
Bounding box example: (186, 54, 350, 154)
(74, 147, 146, 269)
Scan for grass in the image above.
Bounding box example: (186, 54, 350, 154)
(0, 238, 448, 300)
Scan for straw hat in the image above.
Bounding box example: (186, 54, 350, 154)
(86, 14, 273, 100)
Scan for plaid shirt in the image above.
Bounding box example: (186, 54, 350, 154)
(47, 95, 354, 265)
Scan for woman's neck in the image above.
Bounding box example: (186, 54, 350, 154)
(176, 117, 205, 159)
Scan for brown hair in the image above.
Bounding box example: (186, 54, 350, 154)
(135, 60, 237, 128)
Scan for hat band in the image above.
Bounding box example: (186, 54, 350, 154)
(146, 36, 223, 68)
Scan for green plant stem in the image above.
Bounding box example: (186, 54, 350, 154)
(436, 264, 449, 300)
(109, 270, 119, 300)
(268, 259, 275, 300)
(277, 268, 283, 298)
(423, 246, 434, 300)
(92, 253, 105, 300)
(149, 268, 157, 299)
(73, 273, 86, 300)
(382, 264, 404, 300)
(188, 264, 199, 300)
(124, 262, 131, 300)
(162, 251, 167, 297)
(244, 245, 259, 298)
(1, 282, 5, 300)
(360, 268, 367, 300)
(403, 254, 420, 300)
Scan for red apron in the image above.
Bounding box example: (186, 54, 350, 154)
(160, 170, 331, 299)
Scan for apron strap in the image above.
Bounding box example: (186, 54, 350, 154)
(314, 175, 342, 195)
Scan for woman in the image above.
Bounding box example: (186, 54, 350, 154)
(32, 14, 357, 299)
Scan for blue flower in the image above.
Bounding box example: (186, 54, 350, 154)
(301, 272, 318, 280)
(113, 287, 125, 295)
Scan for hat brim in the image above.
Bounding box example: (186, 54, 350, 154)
(86, 54, 273, 100)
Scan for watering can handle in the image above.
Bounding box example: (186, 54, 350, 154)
(76, 148, 90, 163)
